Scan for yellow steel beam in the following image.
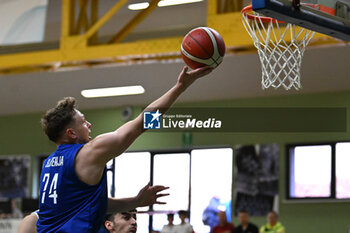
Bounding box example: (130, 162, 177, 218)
(81, 0, 128, 42)
(0, 37, 184, 69)
(109, 0, 162, 43)
(61, 0, 75, 37)
(61, 0, 129, 50)
(91, 0, 99, 25)
(0, 50, 61, 69)
(75, 0, 89, 34)
(223, 0, 233, 12)
(208, 11, 253, 47)
(217, 0, 222, 14)
(233, 0, 244, 12)
(208, 0, 218, 15)
(0, 0, 343, 74)
(223, 0, 243, 12)
(89, 0, 99, 44)
(0, 10, 340, 70)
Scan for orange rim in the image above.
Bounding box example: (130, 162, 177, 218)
(241, 5, 285, 23)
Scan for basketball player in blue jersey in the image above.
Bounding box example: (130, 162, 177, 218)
(37, 66, 213, 233)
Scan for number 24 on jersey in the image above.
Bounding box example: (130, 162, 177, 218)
(41, 173, 58, 204)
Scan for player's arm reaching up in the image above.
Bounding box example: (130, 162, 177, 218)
(75, 66, 212, 195)
(106, 182, 170, 213)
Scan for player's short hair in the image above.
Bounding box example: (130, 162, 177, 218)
(41, 97, 77, 142)
(239, 209, 249, 214)
(178, 210, 189, 217)
(167, 213, 174, 219)
(106, 209, 137, 222)
(268, 211, 279, 218)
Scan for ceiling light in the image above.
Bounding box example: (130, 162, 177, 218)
(128, 2, 150, 10)
(158, 0, 203, 7)
(81, 85, 145, 98)
(128, 0, 203, 10)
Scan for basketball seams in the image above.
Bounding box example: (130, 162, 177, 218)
(208, 28, 225, 56)
(181, 44, 210, 61)
(183, 28, 220, 68)
(188, 33, 213, 60)
(181, 27, 225, 69)
(200, 27, 221, 67)
(181, 44, 213, 66)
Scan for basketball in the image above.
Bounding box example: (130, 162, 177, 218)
(181, 27, 226, 69)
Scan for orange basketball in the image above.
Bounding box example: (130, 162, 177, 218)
(181, 27, 226, 69)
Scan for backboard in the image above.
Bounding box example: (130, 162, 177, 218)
(252, 0, 350, 41)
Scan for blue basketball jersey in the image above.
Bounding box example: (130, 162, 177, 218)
(37, 144, 107, 233)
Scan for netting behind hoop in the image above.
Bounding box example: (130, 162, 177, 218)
(241, 6, 315, 90)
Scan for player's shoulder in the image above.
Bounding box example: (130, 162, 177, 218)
(276, 222, 285, 231)
(44, 143, 84, 162)
(48, 143, 85, 162)
(259, 224, 267, 231)
(58, 143, 85, 151)
(185, 223, 193, 233)
(249, 222, 259, 230)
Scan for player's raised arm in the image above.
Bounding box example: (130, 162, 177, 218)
(107, 182, 170, 213)
(76, 66, 212, 185)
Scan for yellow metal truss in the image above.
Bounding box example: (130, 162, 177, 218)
(0, 0, 343, 75)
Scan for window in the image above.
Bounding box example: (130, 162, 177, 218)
(289, 145, 332, 198)
(108, 152, 151, 233)
(0, 0, 48, 45)
(287, 142, 350, 200)
(113, 152, 151, 201)
(153, 153, 190, 211)
(191, 148, 233, 233)
(335, 143, 350, 199)
(108, 147, 233, 233)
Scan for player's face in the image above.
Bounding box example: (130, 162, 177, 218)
(218, 211, 227, 224)
(267, 212, 277, 225)
(179, 214, 186, 222)
(72, 110, 92, 143)
(110, 212, 137, 233)
(238, 212, 249, 225)
(167, 215, 174, 224)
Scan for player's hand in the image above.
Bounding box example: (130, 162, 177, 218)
(177, 66, 213, 90)
(135, 182, 169, 207)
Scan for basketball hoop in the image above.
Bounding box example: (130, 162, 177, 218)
(241, 5, 315, 90)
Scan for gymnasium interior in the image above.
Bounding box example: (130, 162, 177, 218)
(0, 0, 350, 233)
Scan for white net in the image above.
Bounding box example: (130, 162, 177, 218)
(242, 7, 315, 90)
